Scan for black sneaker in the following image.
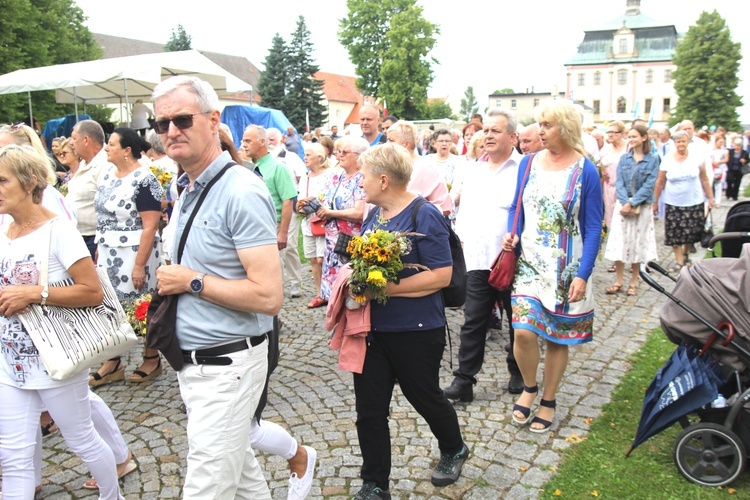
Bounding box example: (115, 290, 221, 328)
(443, 380, 474, 402)
(431, 443, 470, 486)
(354, 481, 391, 499)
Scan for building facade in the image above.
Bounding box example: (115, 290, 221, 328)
(488, 90, 566, 125)
(565, 0, 680, 126)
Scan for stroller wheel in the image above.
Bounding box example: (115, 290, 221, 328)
(673, 422, 746, 487)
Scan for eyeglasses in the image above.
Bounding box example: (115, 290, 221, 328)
(341, 150, 359, 156)
(333, 148, 342, 154)
(154, 112, 211, 134)
(435, 139, 452, 144)
(607, 131, 622, 135)
(57, 151, 71, 158)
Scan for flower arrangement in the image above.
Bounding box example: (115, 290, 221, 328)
(150, 165, 173, 192)
(346, 229, 427, 305)
(123, 293, 152, 336)
(56, 183, 68, 197)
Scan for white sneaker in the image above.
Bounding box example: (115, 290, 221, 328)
(287, 445, 316, 500)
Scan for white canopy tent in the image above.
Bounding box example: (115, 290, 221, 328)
(0, 50, 253, 125)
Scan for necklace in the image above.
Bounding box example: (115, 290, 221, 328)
(8, 209, 41, 240)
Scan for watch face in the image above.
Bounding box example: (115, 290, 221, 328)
(190, 279, 202, 293)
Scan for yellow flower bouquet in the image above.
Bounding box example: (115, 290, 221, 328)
(122, 293, 152, 336)
(347, 229, 427, 305)
(149, 165, 174, 192)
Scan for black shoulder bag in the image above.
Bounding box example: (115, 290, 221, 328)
(146, 162, 235, 370)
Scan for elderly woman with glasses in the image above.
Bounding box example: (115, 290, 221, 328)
(315, 136, 368, 306)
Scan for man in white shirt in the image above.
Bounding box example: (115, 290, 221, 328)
(443, 108, 524, 402)
(67, 120, 113, 258)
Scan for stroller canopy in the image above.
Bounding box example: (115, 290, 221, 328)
(661, 245, 750, 371)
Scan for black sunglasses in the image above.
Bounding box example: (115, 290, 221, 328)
(154, 112, 210, 134)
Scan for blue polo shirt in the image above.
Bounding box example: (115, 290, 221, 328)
(173, 151, 278, 350)
(363, 196, 451, 332)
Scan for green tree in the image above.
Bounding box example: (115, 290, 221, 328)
(338, 0, 439, 120)
(257, 33, 289, 111)
(0, 0, 102, 124)
(422, 98, 456, 120)
(671, 10, 742, 129)
(283, 17, 327, 131)
(459, 86, 479, 121)
(164, 24, 192, 52)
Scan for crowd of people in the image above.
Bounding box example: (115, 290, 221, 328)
(0, 73, 747, 499)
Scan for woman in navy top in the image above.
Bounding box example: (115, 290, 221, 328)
(352, 143, 467, 498)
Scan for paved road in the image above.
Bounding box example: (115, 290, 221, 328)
(5, 197, 742, 499)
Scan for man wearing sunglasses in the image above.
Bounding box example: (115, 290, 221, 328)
(152, 76, 282, 499)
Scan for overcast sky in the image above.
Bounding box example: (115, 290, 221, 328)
(73, 0, 749, 123)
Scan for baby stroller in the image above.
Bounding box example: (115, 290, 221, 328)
(707, 200, 750, 258)
(630, 242, 750, 487)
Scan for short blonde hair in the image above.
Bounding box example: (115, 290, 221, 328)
(535, 101, 585, 156)
(0, 123, 57, 183)
(468, 131, 486, 160)
(0, 144, 50, 204)
(358, 143, 413, 187)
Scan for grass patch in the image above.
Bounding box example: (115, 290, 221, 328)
(743, 184, 750, 198)
(540, 329, 750, 498)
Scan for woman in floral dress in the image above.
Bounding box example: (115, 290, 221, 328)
(91, 127, 163, 386)
(316, 136, 368, 303)
(502, 101, 603, 433)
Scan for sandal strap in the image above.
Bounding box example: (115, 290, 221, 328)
(539, 398, 557, 409)
(143, 354, 160, 360)
(523, 384, 538, 394)
(513, 404, 532, 419)
(530, 416, 553, 428)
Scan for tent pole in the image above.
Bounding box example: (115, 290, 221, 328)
(124, 79, 130, 127)
(74, 88, 79, 121)
(27, 92, 33, 129)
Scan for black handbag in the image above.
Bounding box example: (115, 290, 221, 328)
(333, 229, 353, 258)
(146, 162, 234, 370)
(700, 210, 714, 249)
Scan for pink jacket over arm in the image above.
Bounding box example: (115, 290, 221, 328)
(325, 265, 370, 374)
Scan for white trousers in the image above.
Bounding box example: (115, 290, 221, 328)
(31, 390, 129, 485)
(248, 419, 297, 461)
(178, 338, 270, 500)
(0, 380, 122, 500)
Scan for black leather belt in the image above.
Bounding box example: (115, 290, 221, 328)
(182, 333, 267, 366)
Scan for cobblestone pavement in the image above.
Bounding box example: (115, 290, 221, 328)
(4, 199, 741, 499)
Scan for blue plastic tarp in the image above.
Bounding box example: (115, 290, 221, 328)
(220, 105, 303, 159)
(42, 114, 91, 149)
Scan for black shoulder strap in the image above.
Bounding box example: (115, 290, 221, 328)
(176, 161, 235, 263)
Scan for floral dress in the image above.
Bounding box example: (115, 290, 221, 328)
(511, 159, 594, 345)
(319, 168, 365, 300)
(94, 166, 163, 303)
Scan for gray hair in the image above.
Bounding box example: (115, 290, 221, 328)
(74, 120, 105, 145)
(267, 127, 283, 142)
(340, 135, 370, 155)
(672, 130, 689, 142)
(487, 108, 518, 134)
(152, 75, 219, 113)
(147, 130, 166, 155)
(305, 142, 329, 168)
(244, 125, 268, 146)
